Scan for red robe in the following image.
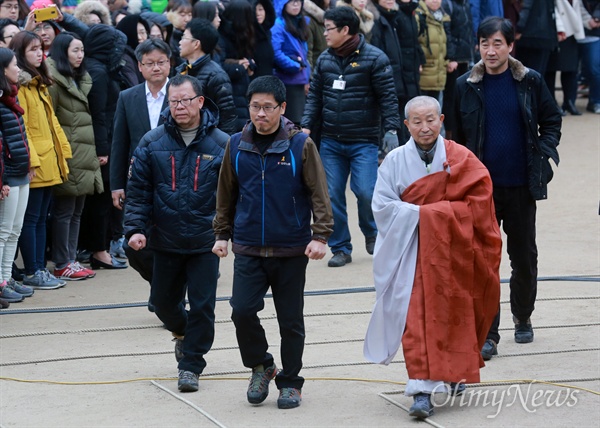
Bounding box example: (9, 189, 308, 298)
(401, 140, 502, 383)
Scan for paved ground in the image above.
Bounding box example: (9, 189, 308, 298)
(0, 100, 599, 427)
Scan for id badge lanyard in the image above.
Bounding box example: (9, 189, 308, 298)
(333, 75, 346, 90)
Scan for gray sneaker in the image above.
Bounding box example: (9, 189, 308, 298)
(22, 270, 66, 290)
(6, 278, 34, 297)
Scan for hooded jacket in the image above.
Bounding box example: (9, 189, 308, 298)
(252, 0, 276, 77)
(47, 59, 103, 197)
(124, 104, 228, 253)
(84, 24, 127, 171)
(271, 0, 310, 85)
(73, 0, 111, 26)
(454, 57, 562, 200)
(17, 71, 71, 188)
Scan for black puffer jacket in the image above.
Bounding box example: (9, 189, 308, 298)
(301, 35, 401, 144)
(396, 0, 425, 100)
(175, 56, 238, 135)
(371, 3, 405, 98)
(454, 57, 562, 200)
(442, 0, 474, 63)
(124, 106, 228, 253)
(0, 94, 30, 184)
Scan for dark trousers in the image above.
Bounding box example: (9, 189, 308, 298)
(79, 185, 110, 252)
(51, 195, 86, 268)
(123, 239, 154, 284)
(487, 186, 538, 344)
(516, 46, 551, 76)
(151, 250, 219, 374)
(230, 254, 308, 390)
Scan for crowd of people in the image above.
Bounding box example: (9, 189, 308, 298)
(0, 0, 591, 419)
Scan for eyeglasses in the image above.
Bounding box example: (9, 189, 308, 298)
(168, 95, 200, 107)
(248, 104, 281, 113)
(33, 24, 54, 33)
(140, 60, 169, 69)
(0, 4, 19, 11)
(323, 26, 340, 33)
(180, 36, 198, 42)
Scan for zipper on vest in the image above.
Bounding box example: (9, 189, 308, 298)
(194, 155, 200, 191)
(170, 152, 175, 191)
(260, 156, 266, 247)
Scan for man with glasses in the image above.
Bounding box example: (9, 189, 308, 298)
(111, 39, 171, 297)
(301, 6, 401, 268)
(176, 18, 237, 135)
(125, 74, 229, 393)
(0, 0, 19, 22)
(213, 76, 333, 409)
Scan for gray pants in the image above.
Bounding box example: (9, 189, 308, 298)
(51, 195, 85, 269)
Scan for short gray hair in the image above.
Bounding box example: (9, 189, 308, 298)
(404, 96, 442, 120)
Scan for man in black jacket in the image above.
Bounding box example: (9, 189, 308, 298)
(301, 6, 401, 268)
(125, 74, 228, 393)
(454, 17, 561, 360)
(175, 18, 238, 135)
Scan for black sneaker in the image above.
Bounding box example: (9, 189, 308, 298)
(365, 236, 376, 255)
(178, 370, 199, 392)
(173, 337, 184, 362)
(327, 252, 352, 267)
(277, 387, 302, 409)
(247, 363, 277, 404)
(409, 393, 433, 419)
(481, 339, 498, 361)
(514, 316, 534, 343)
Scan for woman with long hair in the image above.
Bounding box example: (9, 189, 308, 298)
(271, 0, 310, 124)
(0, 47, 33, 303)
(46, 32, 101, 281)
(10, 31, 71, 289)
(192, 0, 221, 28)
(219, 0, 256, 131)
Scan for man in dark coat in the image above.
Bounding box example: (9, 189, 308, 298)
(125, 74, 228, 393)
(454, 17, 561, 360)
(175, 18, 238, 135)
(301, 6, 401, 268)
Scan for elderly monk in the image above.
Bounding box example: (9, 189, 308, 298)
(364, 95, 501, 419)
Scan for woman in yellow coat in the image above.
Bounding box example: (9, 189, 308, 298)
(9, 30, 72, 290)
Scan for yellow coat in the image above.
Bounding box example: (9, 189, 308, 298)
(18, 71, 71, 188)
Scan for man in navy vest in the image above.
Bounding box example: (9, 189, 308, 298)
(212, 76, 333, 410)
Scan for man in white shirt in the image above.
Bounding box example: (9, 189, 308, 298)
(110, 38, 171, 300)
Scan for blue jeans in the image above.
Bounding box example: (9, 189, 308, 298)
(319, 138, 378, 254)
(19, 187, 52, 274)
(580, 38, 600, 105)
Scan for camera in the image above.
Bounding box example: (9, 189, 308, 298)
(34, 5, 58, 22)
